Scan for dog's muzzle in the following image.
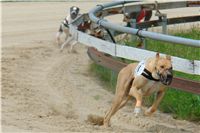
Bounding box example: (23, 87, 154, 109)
(70, 11, 78, 19)
(158, 68, 173, 85)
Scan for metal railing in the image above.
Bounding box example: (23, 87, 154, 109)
(88, 0, 200, 47)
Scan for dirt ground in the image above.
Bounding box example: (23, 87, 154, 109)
(1, 1, 200, 132)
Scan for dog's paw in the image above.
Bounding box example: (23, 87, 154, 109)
(133, 107, 142, 117)
(144, 107, 155, 116)
(68, 49, 78, 54)
(72, 50, 78, 54)
(67, 50, 72, 53)
(60, 49, 64, 53)
(103, 121, 110, 128)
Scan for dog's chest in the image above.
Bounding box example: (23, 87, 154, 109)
(140, 81, 161, 96)
(62, 16, 73, 26)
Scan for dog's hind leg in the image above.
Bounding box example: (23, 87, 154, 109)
(103, 94, 124, 127)
(56, 25, 63, 46)
(117, 75, 134, 110)
(56, 32, 62, 45)
(104, 86, 129, 127)
(118, 96, 131, 110)
(103, 70, 134, 127)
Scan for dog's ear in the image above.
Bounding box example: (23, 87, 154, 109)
(77, 7, 80, 13)
(166, 55, 171, 60)
(70, 6, 73, 12)
(156, 52, 160, 59)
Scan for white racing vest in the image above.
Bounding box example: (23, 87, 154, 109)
(134, 60, 160, 82)
(134, 60, 145, 77)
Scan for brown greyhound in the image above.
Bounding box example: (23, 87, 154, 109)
(88, 53, 173, 127)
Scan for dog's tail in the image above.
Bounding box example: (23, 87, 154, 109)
(86, 114, 104, 126)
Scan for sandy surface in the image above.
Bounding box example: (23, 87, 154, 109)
(1, 1, 200, 132)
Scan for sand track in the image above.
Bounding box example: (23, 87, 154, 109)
(3, 37, 199, 133)
(2, 2, 200, 132)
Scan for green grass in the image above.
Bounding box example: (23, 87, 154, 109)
(90, 63, 117, 93)
(90, 27, 200, 122)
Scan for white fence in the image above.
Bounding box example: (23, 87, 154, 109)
(71, 25, 200, 75)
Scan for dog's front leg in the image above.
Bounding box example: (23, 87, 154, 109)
(129, 87, 143, 116)
(145, 88, 166, 116)
(69, 40, 78, 53)
(60, 36, 73, 51)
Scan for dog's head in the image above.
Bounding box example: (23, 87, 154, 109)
(154, 53, 173, 85)
(70, 6, 80, 20)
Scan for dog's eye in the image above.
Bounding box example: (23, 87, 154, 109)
(160, 65, 165, 69)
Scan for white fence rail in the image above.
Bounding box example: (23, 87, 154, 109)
(72, 25, 200, 75)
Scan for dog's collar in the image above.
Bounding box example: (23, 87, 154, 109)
(141, 68, 160, 82)
(134, 60, 160, 82)
(63, 23, 69, 27)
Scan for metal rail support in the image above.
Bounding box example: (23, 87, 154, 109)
(162, 15, 168, 34)
(155, 1, 168, 34)
(130, 19, 137, 42)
